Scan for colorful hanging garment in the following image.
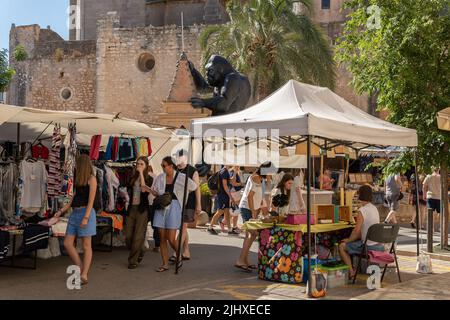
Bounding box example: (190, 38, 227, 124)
(47, 125, 62, 199)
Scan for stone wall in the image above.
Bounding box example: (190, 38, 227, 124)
(96, 12, 204, 123)
(8, 24, 97, 112)
(70, 0, 146, 40)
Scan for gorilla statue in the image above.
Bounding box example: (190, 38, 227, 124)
(189, 55, 251, 116)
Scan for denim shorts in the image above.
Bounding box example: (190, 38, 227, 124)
(240, 207, 252, 223)
(66, 207, 97, 237)
(346, 240, 384, 255)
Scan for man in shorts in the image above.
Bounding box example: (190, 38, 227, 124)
(208, 166, 238, 235)
(384, 173, 402, 223)
(423, 167, 441, 231)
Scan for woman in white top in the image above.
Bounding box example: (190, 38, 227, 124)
(148, 156, 197, 272)
(339, 185, 384, 278)
(235, 162, 272, 272)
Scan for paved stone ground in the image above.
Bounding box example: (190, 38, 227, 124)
(1, 227, 450, 300)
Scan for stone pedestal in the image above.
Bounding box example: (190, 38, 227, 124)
(157, 101, 210, 129)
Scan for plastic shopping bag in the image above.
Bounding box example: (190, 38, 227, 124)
(416, 252, 433, 274)
(306, 270, 327, 298)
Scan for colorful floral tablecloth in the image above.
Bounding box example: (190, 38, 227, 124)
(257, 225, 353, 284)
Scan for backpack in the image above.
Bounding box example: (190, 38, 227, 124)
(208, 171, 220, 194)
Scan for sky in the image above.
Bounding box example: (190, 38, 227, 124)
(0, 0, 69, 53)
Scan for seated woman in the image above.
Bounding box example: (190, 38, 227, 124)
(339, 185, 385, 278)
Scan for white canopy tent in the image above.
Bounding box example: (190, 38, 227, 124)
(0, 104, 194, 174)
(190, 80, 418, 294)
(191, 80, 417, 148)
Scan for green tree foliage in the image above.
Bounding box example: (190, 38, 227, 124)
(336, 0, 450, 175)
(13, 45, 28, 62)
(0, 49, 15, 92)
(200, 0, 336, 100)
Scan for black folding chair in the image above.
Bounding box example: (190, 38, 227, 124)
(352, 223, 401, 284)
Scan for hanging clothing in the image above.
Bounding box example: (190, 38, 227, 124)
(21, 142, 33, 159)
(31, 144, 49, 160)
(105, 166, 120, 212)
(139, 138, 148, 156)
(119, 138, 134, 161)
(62, 124, 77, 197)
(19, 160, 47, 210)
(112, 137, 119, 161)
(0, 164, 19, 225)
(48, 126, 62, 199)
(105, 137, 113, 161)
(89, 135, 102, 161)
(132, 139, 139, 160)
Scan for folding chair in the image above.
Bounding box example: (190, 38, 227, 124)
(352, 223, 401, 284)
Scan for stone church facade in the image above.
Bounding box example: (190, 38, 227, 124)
(7, 0, 369, 127)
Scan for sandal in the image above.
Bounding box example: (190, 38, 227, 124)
(81, 277, 88, 285)
(234, 264, 252, 273)
(156, 266, 169, 273)
(169, 256, 177, 264)
(128, 264, 138, 269)
(247, 264, 258, 270)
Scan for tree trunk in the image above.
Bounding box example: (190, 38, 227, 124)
(440, 144, 449, 248)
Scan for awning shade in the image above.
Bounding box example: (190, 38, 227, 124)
(191, 80, 418, 148)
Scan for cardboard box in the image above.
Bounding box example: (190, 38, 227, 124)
(339, 206, 352, 222)
(316, 205, 335, 220)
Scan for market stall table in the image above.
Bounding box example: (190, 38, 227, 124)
(243, 221, 354, 284)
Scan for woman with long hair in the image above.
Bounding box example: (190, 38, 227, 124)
(125, 156, 154, 269)
(271, 173, 306, 215)
(270, 173, 294, 215)
(55, 154, 97, 285)
(150, 156, 197, 272)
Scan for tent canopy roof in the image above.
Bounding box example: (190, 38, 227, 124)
(437, 107, 450, 131)
(191, 80, 418, 148)
(0, 104, 173, 138)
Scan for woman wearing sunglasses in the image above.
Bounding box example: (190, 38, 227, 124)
(149, 156, 197, 272)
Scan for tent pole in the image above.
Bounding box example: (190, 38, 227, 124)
(16, 123, 21, 160)
(414, 149, 420, 256)
(320, 154, 324, 190)
(307, 135, 312, 297)
(175, 135, 193, 274)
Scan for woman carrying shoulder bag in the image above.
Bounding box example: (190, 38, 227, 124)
(149, 156, 197, 272)
(54, 154, 97, 285)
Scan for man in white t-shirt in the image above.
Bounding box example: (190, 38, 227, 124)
(423, 167, 441, 230)
(339, 185, 384, 278)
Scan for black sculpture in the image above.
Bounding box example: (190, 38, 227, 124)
(189, 55, 251, 116)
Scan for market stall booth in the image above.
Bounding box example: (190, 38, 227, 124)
(0, 104, 185, 268)
(191, 80, 418, 292)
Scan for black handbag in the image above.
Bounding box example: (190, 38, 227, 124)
(153, 193, 172, 210)
(153, 172, 179, 210)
